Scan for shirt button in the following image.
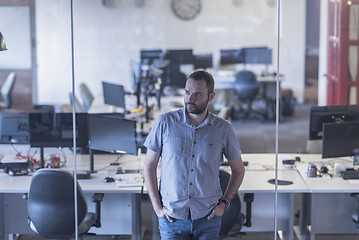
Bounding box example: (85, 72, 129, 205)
(189, 196, 192, 198)
(192, 155, 195, 158)
(190, 183, 193, 185)
(191, 169, 194, 172)
(194, 141, 196, 144)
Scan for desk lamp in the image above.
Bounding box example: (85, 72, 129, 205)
(0, 32, 7, 51)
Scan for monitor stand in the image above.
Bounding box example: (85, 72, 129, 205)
(39, 147, 45, 168)
(88, 148, 97, 173)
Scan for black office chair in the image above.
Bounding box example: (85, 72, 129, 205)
(219, 170, 254, 238)
(219, 170, 245, 237)
(351, 193, 359, 228)
(232, 70, 265, 121)
(27, 169, 103, 239)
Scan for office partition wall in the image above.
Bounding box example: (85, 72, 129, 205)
(2, 0, 353, 240)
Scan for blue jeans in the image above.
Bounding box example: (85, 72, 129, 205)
(158, 215, 222, 240)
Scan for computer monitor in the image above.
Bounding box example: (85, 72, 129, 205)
(29, 112, 89, 148)
(88, 114, 137, 155)
(194, 53, 213, 69)
(166, 49, 194, 65)
(322, 121, 359, 158)
(0, 112, 30, 144)
(140, 49, 163, 65)
(309, 104, 359, 140)
(243, 47, 272, 65)
(102, 81, 125, 110)
(219, 49, 245, 65)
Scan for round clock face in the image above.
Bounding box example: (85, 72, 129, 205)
(171, 0, 201, 20)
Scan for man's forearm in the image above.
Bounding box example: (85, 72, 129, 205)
(223, 172, 244, 201)
(145, 170, 163, 215)
(224, 159, 245, 201)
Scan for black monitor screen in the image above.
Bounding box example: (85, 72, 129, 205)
(219, 49, 244, 65)
(309, 104, 359, 140)
(102, 81, 125, 110)
(88, 115, 137, 155)
(166, 49, 194, 65)
(29, 113, 88, 148)
(322, 121, 359, 158)
(140, 49, 163, 65)
(0, 112, 29, 144)
(243, 47, 272, 65)
(194, 54, 213, 69)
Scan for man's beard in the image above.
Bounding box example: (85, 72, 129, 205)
(185, 100, 209, 114)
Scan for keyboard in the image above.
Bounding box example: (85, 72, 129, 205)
(340, 170, 359, 180)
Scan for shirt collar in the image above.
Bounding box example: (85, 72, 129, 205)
(181, 107, 213, 127)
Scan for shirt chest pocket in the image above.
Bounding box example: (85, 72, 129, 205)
(163, 136, 188, 157)
(201, 142, 223, 161)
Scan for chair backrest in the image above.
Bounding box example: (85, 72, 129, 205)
(79, 83, 94, 112)
(1, 72, 16, 108)
(234, 70, 259, 101)
(219, 170, 242, 235)
(27, 169, 88, 239)
(69, 93, 85, 112)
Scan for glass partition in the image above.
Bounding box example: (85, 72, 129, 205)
(3, 0, 357, 239)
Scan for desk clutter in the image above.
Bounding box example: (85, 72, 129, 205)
(115, 172, 143, 187)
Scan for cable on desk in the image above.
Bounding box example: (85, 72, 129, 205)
(10, 143, 22, 155)
(96, 164, 118, 172)
(110, 154, 123, 165)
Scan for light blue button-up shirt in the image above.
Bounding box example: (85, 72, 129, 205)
(144, 108, 241, 220)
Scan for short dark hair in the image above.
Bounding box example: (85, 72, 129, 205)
(187, 70, 215, 93)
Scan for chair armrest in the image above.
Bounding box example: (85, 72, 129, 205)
(351, 193, 359, 201)
(23, 193, 28, 200)
(243, 193, 254, 227)
(92, 193, 104, 228)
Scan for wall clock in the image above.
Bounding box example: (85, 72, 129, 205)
(171, 0, 202, 20)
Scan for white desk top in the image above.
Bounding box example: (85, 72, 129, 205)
(240, 153, 359, 193)
(1, 152, 358, 194)
(296, 161, 359, 193)
(0, 152, 145, 194)
(0, 172, 143, 194)
(237, 169, 309, 193)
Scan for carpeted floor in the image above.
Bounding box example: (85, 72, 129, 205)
(232, 103, 311, 154)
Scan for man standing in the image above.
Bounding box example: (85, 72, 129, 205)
(144, 70, 245, 239)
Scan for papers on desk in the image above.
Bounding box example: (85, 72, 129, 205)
(115, 173, 143, 187)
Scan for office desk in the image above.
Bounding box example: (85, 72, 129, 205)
(0, 152, 145, 240)
(234, 154, 308, 240)
(295, 155, 359, 240)
(149, 153, 307, 240)
(238, 169, 308, 240)
(4, 151, 358, 240)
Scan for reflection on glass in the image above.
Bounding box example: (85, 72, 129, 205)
(349, 46, 358, 81)
(349, 3, 359, 40)
(329, 1, 339, 37)
(349, 86, 357, 104)
(330, 43, 338, 76)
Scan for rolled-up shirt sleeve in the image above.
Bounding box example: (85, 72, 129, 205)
(144, 115, 164, 154)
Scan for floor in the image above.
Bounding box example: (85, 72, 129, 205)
(13, 104, 359, 240)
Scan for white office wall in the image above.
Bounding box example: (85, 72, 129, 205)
(35, 0, 305, 105)
(0, 6, 31, 69)
(279, 0, 306, 101)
